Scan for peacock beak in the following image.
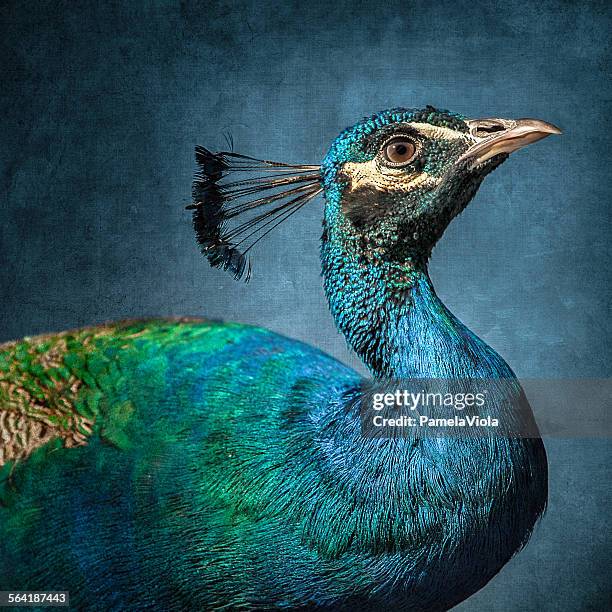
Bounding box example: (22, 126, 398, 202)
(459, 118, 562, 165)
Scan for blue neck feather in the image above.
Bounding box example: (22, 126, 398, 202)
(386, 272, 514, 379)
(321, 238, 514, 380)
(320, 171, 514, 380)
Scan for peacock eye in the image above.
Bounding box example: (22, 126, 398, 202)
(382, 137, 417, 166)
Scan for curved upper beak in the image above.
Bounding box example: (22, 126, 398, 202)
(459, 117, 562, 165)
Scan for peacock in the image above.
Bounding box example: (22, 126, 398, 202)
(0, 107, 560, 611)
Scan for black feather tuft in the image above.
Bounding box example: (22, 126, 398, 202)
(190, 146, 321, 281)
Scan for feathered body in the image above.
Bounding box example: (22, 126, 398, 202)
(0, 317, 545, 611)
(0, 107, 557, 610)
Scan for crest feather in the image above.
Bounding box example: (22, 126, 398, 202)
(190, 146, 321, 280)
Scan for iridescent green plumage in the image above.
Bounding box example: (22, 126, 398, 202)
(0, 319, 368, 608)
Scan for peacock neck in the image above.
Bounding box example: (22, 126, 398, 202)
(322, 252, 514, 380)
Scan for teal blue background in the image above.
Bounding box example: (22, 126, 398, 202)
(1, 1, 610, 609)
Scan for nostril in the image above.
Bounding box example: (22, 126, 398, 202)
(472, 123, 506, 138)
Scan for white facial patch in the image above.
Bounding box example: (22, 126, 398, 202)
(407, 122, 468, 141)
(342, 159, 442, 194)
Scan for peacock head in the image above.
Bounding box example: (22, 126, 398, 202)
(320, 107, 560, 270)
(190, 106, 560, 280)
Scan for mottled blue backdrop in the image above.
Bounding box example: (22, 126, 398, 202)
(1, 0, 610, 609)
